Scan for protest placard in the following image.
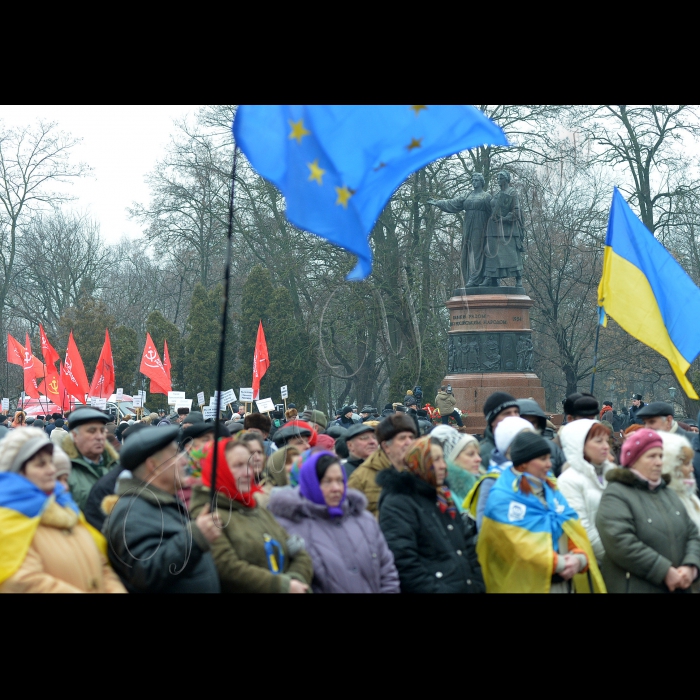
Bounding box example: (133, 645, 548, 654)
(175, 399, 193, 410)
(116, 388, 124, 400)
(203, 406, 217, 419)
(221, 389, 236, 405)
(91, 397, 107, 409)
(256, 397, 275, 413)
(239, 388, 254, 402)
(132, 396, 143, 408)
(281, 385, 288, 399)
(1, 398, 9, 411)
(167, 391, 186, 405)
(197, 391, 205, 406)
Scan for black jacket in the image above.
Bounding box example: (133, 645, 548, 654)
(105, 477, 220, 593)
(376, 468, 484, 593)
(83, 463, 124, 531)
(344, 455, 364, 479)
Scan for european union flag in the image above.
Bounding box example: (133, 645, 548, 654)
(598, 188, 700, 398)
(233, 105, 508, 280)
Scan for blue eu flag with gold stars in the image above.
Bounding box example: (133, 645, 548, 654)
(233, 105, 508, 280)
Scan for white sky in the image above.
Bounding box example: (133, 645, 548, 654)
(1, 105, 205, 242)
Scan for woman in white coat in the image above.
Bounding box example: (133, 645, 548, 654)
(558, 419, 616, 564)
(661, 432, 700, 532)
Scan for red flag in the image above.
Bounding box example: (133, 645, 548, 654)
(140, 332, 171, 394)
(7, 333, 25, 366)
(38, 367, 61, 402)
(57, 363, 73, 412)
(61, 331, 90, 401)
(150, 339, 171, 395)
(39, 324, 61, 367)
(89, 330, 115, 398)
(23, 333, 41, 399)
(252, 321, 270, 401)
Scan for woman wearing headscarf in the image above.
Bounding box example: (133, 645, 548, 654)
(0, 428, 126, 593)
(557, 419, 617, 564)
(189, 437, 313, 593)
(597, 429, 700, 593)
(376, 435, 485, 593)
(429, 425, 481, 513)
(661, 432, 700, 532)
(269, 450, 400, 593)
(478, 431, 604, 593)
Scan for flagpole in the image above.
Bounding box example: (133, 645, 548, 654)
(590, 316, 601, 395)
(210, 142, 239, 510)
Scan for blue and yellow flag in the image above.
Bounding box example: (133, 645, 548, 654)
(598, 188, 700, 399)
(477, 468, 605, 593)
(0, 473, 105, 584)
(233, 105, 508, 280)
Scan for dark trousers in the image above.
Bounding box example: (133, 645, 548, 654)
(441, 410, 464, 427)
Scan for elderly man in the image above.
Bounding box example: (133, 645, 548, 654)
(272, 423, 312, 452)
(62, 408, 119, 510)
(244, 413, 276, 456)
(348, 413, 417, 518)
(104, 425, 221, 593)
(301, 409, 327, 434)
(637, 402, 694, 441)
(344, 423, 379, 478)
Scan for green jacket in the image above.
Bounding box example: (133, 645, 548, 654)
(596, 469, 700, 593)
(189, 485, 313, 593)
(347, 447, 392, 518)
(62, 434, 119, 511)
(435, 391, 457, 416)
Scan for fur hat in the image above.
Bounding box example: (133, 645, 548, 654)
(483, 392, 518, 428)
(510, 431, 551, 467)
(620, 428, 663, 467)
(244, 412, 272, 433)
(285, 408, 298, 420)
(376, 413, 418, 444)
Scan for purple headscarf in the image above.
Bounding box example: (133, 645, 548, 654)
(298, 450, 347, 518)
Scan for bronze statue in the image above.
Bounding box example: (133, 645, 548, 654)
(427, 172, 492, 287)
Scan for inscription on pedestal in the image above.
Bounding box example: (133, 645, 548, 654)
(448, 332, 534, 374)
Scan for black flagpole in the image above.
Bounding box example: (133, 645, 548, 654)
(590, 313, 601, 395)
(210, 140, 239, 510)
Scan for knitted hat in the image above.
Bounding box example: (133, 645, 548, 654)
(53, 445, 72, 479)
(340, 406, 353, 416)
(494, 416, 535, 456)
(430, 425, 478, 462)
(483, 392, 519, 427)
(620, 428, 663, 467)
(510, 431, 551, 467)
(376, 413, 418, 444)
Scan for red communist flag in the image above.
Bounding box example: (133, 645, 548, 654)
(150, 339, 171, 395)
(61, 331, 90, 401)
(252, 320, 270, 401)
(39, 323, 61, 367)
(7, 333, 25, 367)
(89, 329, 115, 398)
(140, 332, 171, 394)
(24, 333, 41, 399)
(57, 363, 73, 412)
(39, 367, 61, 403)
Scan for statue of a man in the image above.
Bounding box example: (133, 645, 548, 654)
(427, 172, 492, 287)
(483, 170, 524, 287)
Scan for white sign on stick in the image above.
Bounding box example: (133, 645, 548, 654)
(203, 406, 217, 419)
(115, 388, 124, 400)
(221, 389, 236, 405)
(281, 385, 288, 399)
(132, 396, 143, 408)
(167, 391, 186, 405)
(256, 398, 275, 413)
(91, 397, 107, 409)
(175, 399, 193, 410)
(239, 388, 254, 402)
(1, 398, 8, 411)
(197, 391, 205, 406)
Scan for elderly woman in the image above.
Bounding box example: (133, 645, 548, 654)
(558, 420, 617, 564)
(661, 432, 700, 531)
(189, 437, 313, 593)
(377, 435, 485, 593)
(596, 429, 700, 593)
(0, 428, 126, 593)
(478, 431, 604, 593)
(430, 425, 481, 512)
(269, 450, 400, 593)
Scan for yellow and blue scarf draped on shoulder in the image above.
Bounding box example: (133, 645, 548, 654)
(476, 468, 605, 593)
(0, 473, 106, 584)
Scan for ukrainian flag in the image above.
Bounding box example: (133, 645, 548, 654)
(0, 473, 105, 584)
(598, 188, 700, 399)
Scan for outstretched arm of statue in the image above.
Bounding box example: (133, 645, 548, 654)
(426, 196, 464, 213)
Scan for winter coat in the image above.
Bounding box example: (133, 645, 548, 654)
(479, 425, 495, 465)
(627, 404, 645, 427)
(557, 420, 616, 563)
(0, 500, 126, 593)
(83, 463, 125, 532)
(343, 455, 364, 479)
(189, 485, 313, 593)
(376, 468, 485, 593)
(268, 487, 400, 593)
(435, 391, 457, 416)
(347, 447, 393, 518)
(50, 427, 68, 446)
(105, 477, 220, 593)
(61, 433, 119, 512)
(596, 469, 700, 593)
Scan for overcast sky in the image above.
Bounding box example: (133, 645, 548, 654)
(2, 105, 205, 242)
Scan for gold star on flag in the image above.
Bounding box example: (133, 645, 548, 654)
(410, 105, 428, 115)
(406, 137, 423, 151)
(335, 186, 353, 208)
(307, 159, 325, 185)
(288, 119, 310, 144)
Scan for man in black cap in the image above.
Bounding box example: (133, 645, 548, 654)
(637, 401, 694, 441)
(104, 425, 222, 593)
(480, 392, 521, 464)
(359, 405, 373, 422)
(63, 408, 120, 510)
(628, 393, 646, 427)
(344, 423, 379, 478)
(272, 423, 313, 451)
(336, 406, 355, 429)
(562, 392, 599, 424)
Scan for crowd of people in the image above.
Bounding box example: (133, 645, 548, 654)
(1, 386, 699, 594)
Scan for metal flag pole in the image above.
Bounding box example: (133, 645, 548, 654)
(590, 314, 601, 395)
(210, 140, 239, 510)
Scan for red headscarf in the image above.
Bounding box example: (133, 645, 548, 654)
(284, 420, 318, 447)
(200, 437, 263, 509)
